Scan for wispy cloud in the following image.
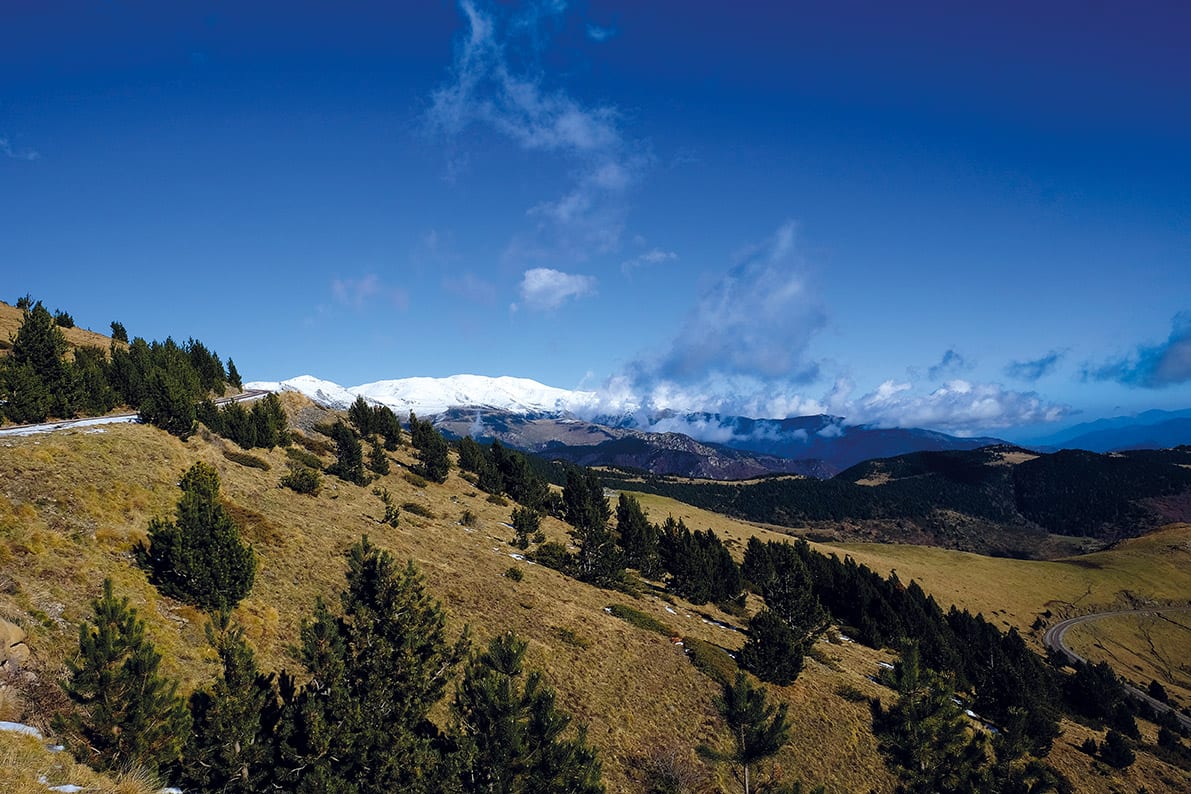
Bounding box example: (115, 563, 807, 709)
(621, 247, 677, 274)
(426, 0, 642, 262)
(331, 274, 409, 311)
(586, 24, 616, 42)
(1005, 350, 1064, 382)
(0, 136, 39, 161)
(927, 348, 972, 381)
(640, 221, 825, 384)
(1084, 312, 1191, 388)
(512, 267, 596, 311)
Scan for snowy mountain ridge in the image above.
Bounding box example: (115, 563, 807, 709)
(245, 374, 611, 417)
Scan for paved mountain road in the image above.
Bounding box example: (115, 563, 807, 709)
(1043, 607, 1191, 732)
(0, 389, 270, 438)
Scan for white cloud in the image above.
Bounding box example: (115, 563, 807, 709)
(426, 0, 641, 261)
(513, 267, 596, 311)
(586, 369, 1067, 436)
(845, 378, 1069, 434)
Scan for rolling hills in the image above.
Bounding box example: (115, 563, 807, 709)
(589, 445, 1191, 558)
(1, 402, 1189, 792)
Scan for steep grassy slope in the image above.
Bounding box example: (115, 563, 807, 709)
(1, 409, 1189, 791)
(0, 414, 897, 792)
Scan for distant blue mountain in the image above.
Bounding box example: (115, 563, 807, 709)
(1027, 409, 1191, 453)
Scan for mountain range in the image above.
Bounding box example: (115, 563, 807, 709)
(1025, 408, 1191, 453)
(247, 374, 1003, 477)
(248, 374, 1190, 479)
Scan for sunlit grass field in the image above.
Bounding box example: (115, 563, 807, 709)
(0, 410, 1187, 791)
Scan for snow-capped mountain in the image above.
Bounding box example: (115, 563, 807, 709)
(246, 373, 1008, 477)
(246, 374, 611, 417)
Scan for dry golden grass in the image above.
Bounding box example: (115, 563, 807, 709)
(1064, 610, 1191, 709)
(623, 491, 1191, 792)
(815, 525, 1191, 636)
(0, 300, 117, 358)
(0, 418, 903, 792)
(0, 412, 1187, 791)
(0, 729, 162, 794)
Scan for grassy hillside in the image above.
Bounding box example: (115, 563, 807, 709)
(0, 300, 115, 359)
(1, 404, 1188, 791)
(0, 410, 897, 792)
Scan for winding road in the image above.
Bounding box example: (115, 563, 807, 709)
(1043, 607, 1191, 732)
(0, 389, 270, 438)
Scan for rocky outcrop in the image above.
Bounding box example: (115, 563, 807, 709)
(0, 618, 30, 671)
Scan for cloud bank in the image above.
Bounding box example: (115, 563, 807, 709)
(844, 379, 1069, 434)
(1085, 312, 1191, 388)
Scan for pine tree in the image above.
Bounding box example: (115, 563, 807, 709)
(179, 620, 279, 793)
(348, 395, 374, 437)
(275, 537, 469, 792)
(273, 598, 357, 793)
(55, 580, 190, 774)
(616, 493, 662, 578)
(457, 436, 488, 474)
(740, 543, 828, 686)
(369, 437, 391, 475)
(563, 466, 611, 534)
(739, 610, 806, 686)
(251, 392, 288, 449)
(110, 320, 129, 343)
(185, 337, 227, 395)
(226, 357, 242, 390)
(327, 420, 368, 485)
(453, 632, 604, 793)
(1099, 729, 1135, 769)
(492, 442, 549, 509)
(414, 422, 451, 483)
(141, 462, 256, 612)
(659, 519, 741, 604)
(703, 673, 792, 794)
(6, 299, 74, 419)
(510, 506, 541, 549)
(871, 644, 988, 793)
(71, 345, 118, 415)
(1, 361, 51, 423)
(373, 404, 403, 450)
(563, 468, 623, 587)
(138, 361, 198, 437)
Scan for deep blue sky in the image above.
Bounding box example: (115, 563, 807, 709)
(3, 1, 1188, 437)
